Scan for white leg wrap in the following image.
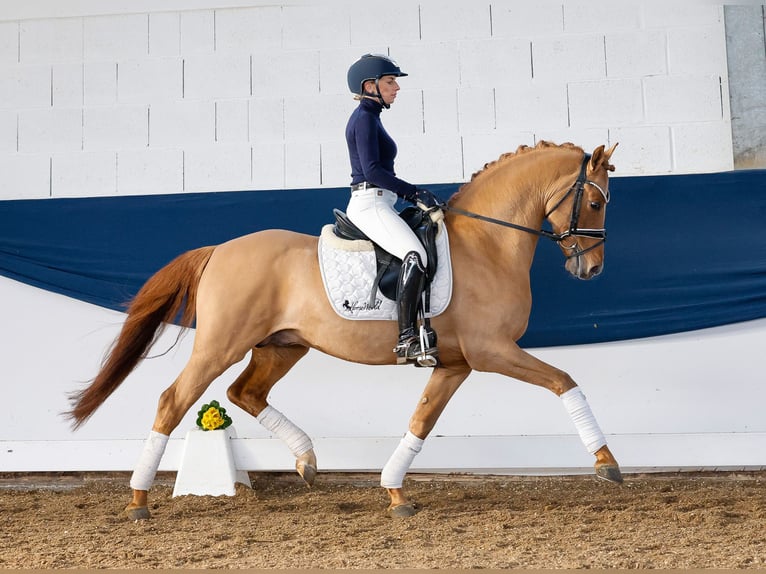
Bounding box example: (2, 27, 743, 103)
(561, 387, 607, 454)
(257, 405, 313, 458)
(129, 430, 169, 491)
(380, 431, 424, 489)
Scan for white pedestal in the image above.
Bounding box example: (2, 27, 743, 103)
(172, 427, 251, 497)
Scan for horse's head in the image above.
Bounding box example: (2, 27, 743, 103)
(544, 143, 618, 280)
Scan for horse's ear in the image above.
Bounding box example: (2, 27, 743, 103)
(590, 143, 618, 172)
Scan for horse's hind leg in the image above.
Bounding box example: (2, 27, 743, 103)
(226, 345, 317, 486)
(125, 349, 245, 520)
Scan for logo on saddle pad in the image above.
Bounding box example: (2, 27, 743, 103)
(318, 224, 453, 321)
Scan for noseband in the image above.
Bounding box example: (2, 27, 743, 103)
(442, 152, 609, 259)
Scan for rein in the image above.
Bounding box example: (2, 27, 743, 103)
(442, 153, 608, 259)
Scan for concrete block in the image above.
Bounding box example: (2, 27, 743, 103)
(644, 76, 723, 124)
(0, 64, 51, 109)
(84, 14, 148, 61)
(51, 151, 116, 197)
(20, 18, 81, 63)
(216, 100, 249, 143)
(605, 30, 666, 78)
(84, 105, 148, 150)
(672, 122, 734, 174)
(184, 143, 251, 192)
(18, 108, 82, 153)
(285, 141, 320, 188)
(252, 141, 284, 189)
(284, 93, 350, 143)
(395, 44, 460, 91)
(118, 58, 182, 104)
(0, 22, 18, 65)
(495, 82, 569, 131)
(459, 38, 531, 88)
(184, 54, 251, 100)
(215, 7, 281, 53)
(53, 63, 83, 108)
(423, 88, 458, 136)
(252, 51, 319, 97)
(320, 139, 350, 187)
(642, 4, 722, 28)
(532, 35, 606, 82)
(396, 134, 464, 184)
(84, 61, 117, 106)
(668, 26, 728, 76)
(282, 5, 349, 50)
(461, 132, 534, 182)
(250, 97, 284, 143)
(568, 79, 644, 128)
(376, 89, 423, 139)
(420, 1, 491, 41)
(349, 3, 420, 46)
(180, 10, 214, 55)
(491, 3, 564, 37)
(608, 125, 672, 176)
(457, 88, 495, 134)
(172, 428, 250, 497)
(149, 12, 180, 57)
(563, 3, 641, 32)
(0, 154, 50, 199)
(117, 148, 183, 195)
(150, 100, 214, 147)
(0, 111, 16, 153)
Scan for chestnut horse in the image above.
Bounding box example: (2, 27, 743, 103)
(68, 141, 621, 519)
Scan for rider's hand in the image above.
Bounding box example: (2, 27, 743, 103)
(414, 189, 445, 224)
(414, 188, 442, 209)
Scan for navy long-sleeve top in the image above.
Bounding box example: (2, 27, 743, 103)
(345, 98, 418, 202)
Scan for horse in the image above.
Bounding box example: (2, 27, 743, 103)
(67, 140, 621, 519)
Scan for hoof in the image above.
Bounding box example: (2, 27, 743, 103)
(387, 502, 417, 518)
(296, 462, 317, 488)
(125, 505, 151, 521)
(596, 464, 624, 484)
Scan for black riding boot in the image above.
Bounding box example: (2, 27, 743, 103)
(393, 251, 438, 366)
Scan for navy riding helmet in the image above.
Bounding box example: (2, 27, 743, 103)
(347, 54, 407, 107)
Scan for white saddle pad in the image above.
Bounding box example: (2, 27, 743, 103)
(317, 223, 453, 321)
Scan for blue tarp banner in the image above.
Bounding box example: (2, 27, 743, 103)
(1, 170, 765, 347)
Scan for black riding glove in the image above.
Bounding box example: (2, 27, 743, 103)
(413, 189, 445, 224)
(413, 188, 443, 209)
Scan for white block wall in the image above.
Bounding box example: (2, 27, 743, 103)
(0, 0, 733, 200)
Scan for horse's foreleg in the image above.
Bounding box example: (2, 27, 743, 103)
(382, 365, 471, 517)
(125, 351, 242, 520)
(560, 386, 622, 483)
(472, 344, 622, 484)
(226, 345, 317, 486)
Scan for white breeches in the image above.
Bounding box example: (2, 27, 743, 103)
(346, 187, 428, 265)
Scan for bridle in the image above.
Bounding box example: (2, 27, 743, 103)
(442, 153, 609, 259)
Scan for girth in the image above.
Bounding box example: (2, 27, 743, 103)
(331, 206, 439, 304)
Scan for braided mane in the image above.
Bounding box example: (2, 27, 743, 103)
(469, 140, 585, 181)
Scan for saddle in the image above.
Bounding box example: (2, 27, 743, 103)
(332, 206, 439, 304)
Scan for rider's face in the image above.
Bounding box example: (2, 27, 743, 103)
(365, 75, 400, 106)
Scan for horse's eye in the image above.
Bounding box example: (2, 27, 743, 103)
(589, 201, 602, 211)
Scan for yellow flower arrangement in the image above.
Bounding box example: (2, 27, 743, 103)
(195, 400, 233, 431)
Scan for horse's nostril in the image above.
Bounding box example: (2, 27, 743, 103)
(590, 265, 602, 277)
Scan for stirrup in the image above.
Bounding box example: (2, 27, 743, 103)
(393, 327, 438, 367)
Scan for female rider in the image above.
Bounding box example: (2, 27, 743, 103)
(345, 54, 441, 366)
